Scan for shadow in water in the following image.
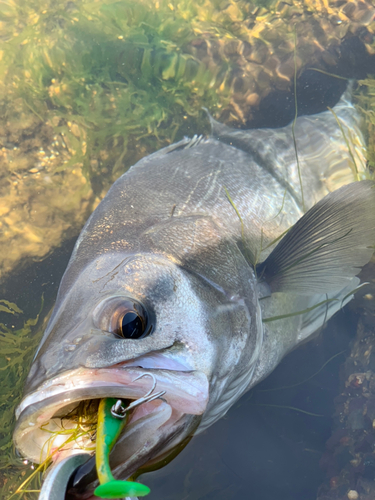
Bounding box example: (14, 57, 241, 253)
(143, 310, 359, 500)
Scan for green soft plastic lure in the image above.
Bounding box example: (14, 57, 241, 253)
(94, 398, 150, 499)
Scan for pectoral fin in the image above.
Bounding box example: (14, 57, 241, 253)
(257, 181, 375, 295)
(297, 277, 360, 342)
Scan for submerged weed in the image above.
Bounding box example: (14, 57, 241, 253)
(0, 0, 233, 195)
(8, 400, 98, 500)
(0, 299, 44, 499)
(0, 299, 44, 466)
(1, 388, 98, 500)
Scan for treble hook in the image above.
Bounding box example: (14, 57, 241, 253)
(111, 372, 166, 419)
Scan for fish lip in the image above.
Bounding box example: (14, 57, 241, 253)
(14, 366, 209, 465)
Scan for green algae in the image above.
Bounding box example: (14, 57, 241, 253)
(0, 302, 22, 316)
(0, 299, 44, 464)
(1, 0, 374, 191)
(4, 400, 99, 500)
(0, 299, 45, 500)
(0, 0, 233, 193)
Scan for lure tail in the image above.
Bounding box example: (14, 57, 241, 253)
(94, 398, 150, 499)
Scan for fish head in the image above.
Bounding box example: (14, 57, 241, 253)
(14, 240, 260, 491)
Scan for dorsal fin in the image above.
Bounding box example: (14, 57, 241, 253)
(138, 135, 207, 164)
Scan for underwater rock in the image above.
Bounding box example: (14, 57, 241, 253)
(318, 257, 375, 500)
(0, 98, 96, 280)
(184, 0, 375, 127)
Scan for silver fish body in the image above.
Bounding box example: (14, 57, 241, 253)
(13, 91, 375, 495)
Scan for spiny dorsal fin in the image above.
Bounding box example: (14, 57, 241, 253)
(141, 135, 207, 162)
(257, 181, 375, 295)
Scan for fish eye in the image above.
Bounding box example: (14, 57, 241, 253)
(110, 300, 149, 339)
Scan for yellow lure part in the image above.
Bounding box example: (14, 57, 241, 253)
(94, 398, 150, 498)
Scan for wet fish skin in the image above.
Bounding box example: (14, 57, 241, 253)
(14, 91, 375, 487)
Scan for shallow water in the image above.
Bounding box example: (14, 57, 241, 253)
(0, 0, 375, 499)
(143, 312, 358, 500)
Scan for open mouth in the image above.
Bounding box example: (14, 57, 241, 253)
(14, 361, 209, 495)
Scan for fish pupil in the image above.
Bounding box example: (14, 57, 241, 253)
(120, 312, 144, 339)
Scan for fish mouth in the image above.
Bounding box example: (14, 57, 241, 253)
(14, 358, 209, 495)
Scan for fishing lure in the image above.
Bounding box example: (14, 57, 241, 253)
(94, 374, 166, 498)
(94, 397, 150, 498)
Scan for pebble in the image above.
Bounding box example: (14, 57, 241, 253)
(347, 490, 359, 500)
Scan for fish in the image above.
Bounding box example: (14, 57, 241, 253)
(13, 88, 375, 497)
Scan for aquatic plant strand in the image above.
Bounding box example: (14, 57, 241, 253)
(11, 421, 96, 499)
(94, 398, 150, 499)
